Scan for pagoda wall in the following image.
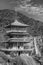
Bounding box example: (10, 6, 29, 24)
(5, 26, 28, 33)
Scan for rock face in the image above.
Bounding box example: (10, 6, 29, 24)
(20, 55, 36, 65)
(13, 55, 37, 65)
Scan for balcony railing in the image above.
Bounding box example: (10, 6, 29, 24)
(6, 30, 27, 33)
(8, 37, 33, 42)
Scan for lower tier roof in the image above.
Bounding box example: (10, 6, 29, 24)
(0, 48, 34, 52)
(8, 38, 30, 43)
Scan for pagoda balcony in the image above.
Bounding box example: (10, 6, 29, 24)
(6, 30, 27, 33)
(8, 37, 33, 42)
(8, 32, 29, 35)
(6, 32, 29, 37)
(5, 33, 30, 38)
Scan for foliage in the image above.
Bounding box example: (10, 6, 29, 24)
(0, 9, 43, 46)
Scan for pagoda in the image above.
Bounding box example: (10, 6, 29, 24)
(0, 19, 34, 55)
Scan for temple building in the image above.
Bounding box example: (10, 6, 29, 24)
(0, 19, 34, 56)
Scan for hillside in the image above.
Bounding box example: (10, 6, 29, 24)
(0, 9, 43, 44)
(0, 9, 43, 35)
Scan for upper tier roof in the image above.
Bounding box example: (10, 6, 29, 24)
(11, 19, 29, 27)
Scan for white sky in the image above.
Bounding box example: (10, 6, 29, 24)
(0, 0, 11, 9)
(0, 0, 43, 22)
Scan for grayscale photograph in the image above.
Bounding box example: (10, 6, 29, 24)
(0, 0, 43, 65)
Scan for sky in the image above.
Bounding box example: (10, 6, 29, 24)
(0, 0, 10, 9)
(0, 0, 43, 9)
(0, 0, 43, 22)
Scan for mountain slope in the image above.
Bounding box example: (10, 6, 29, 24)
(0, 9, 43, 36)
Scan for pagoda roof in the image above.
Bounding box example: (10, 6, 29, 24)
(11, 19, 29, 27)
(0, 48, 34, 52)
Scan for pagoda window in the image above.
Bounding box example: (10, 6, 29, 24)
(7, 33, 29, 38)
(11, 27, 27, 32)
(9, 45, 12, 48)
(10, 35, 26, 38)
(13, 42, 17, 46)
(18, 42, 23, 46)
(24, 46, 29, 49)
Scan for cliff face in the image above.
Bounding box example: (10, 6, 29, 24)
(0, 9, 43, 43)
